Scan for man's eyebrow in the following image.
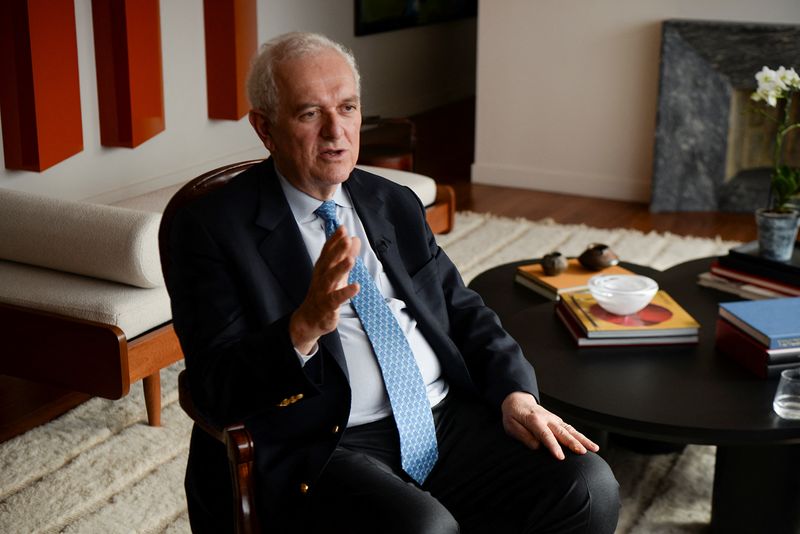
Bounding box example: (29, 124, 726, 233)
(292, 96, 359, 114)
(293, 102, 319, 114)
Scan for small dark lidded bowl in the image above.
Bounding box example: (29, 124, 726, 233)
(541, 251, 568, 276)
(578, 243, 619, 271)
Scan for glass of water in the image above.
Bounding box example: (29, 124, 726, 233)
(773, 368, 800, 420)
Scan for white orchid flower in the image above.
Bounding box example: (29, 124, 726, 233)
(756, 66, 778, 87)
(767, 92, 779, 107)
(756, 66, 785, 95)
(779, 67, 800, 90)
(752, 66, 800, 106)
(751, 86, 779, 107)
(773, 68, 790, 91)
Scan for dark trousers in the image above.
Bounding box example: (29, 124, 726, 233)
(307, 393, 620, 534)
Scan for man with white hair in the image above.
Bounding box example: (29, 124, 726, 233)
(166, 32, 620, 533)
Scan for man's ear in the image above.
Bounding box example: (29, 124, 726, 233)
(249, 110, 276, 152)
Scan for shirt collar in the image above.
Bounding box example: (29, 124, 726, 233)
(276, 170, 353, 224)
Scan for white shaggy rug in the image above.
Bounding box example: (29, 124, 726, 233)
(0, 211, 739, 533)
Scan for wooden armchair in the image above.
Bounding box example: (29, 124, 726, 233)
(159, 161, 261, 534)
(177, 369, 259, 533)
(158, 158, 454, 532)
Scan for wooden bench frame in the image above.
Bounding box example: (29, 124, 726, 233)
(427, 183, 456, 234)
(0, 303, 181, 426)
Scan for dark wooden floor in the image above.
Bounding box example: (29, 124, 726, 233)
(0, 97, 760, 444)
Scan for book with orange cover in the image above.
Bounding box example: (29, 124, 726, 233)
(514, 259, 634, 300)
(559, 290, 700, 338)
(555, 302, 699, 347)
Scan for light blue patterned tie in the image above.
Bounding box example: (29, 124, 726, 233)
(315, 200, 438, 484)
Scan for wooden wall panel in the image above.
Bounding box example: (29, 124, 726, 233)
(0, 0, 83, 171)
(203, 0, 257, 120)
(91, 0, 165, 148)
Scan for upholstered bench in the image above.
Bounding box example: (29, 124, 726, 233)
(0, 188, 179, 426)
(0, 163, 454, 427)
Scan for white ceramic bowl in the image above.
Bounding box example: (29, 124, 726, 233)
(587, 274, 659, 316)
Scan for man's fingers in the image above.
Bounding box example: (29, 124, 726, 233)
(317, 228, 353, 268)
(512, 417, 563, 460)
(319, 251, 355, 290)
(315, 234, 359, 292)
(330, 282, 359, 306)
(538, 426, 565, 460)
(572, 428, 600, 453)
(506, 417, 540, 450)
(551, 422, 588, 455)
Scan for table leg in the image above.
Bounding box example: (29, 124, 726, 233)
(143, 372, 161, 427)
(712, 443, 800, 534)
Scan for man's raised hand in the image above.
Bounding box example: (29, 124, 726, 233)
(289, 226, 360, 354)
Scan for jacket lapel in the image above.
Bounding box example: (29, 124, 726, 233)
(345, 171, 416, 301)
(346, 170, 461, 371)
(254, 161, 313, 308)
(253, 159, 349, 379)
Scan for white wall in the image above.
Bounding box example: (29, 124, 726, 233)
(0, 0, 476, 203)
(474, 0, 800, 202)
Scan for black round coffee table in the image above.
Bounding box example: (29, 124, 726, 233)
(469, 257, 800, 534)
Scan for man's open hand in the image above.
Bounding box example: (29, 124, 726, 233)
(501, 391, 599, 460)
(289, 226, 360, 354)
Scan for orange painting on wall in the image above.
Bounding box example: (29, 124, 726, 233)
(0, 0, 83, 171)
(92, 0, 165, 148)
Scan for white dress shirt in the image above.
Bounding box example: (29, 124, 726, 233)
(277, 173, 449, 426)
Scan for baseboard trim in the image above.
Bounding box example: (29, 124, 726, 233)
(471, 162, 651, 203)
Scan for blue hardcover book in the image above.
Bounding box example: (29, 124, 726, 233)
(718, 298, 800, 349)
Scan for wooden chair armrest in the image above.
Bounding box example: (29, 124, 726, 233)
(225, 424, 260, 534)
(178, 370, 259, 533)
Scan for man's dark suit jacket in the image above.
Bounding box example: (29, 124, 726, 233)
(165, 158, 539, 530)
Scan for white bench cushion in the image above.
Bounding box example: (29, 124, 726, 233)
(0, 261, 170, 339)
(357, 165, 438, 206)
(0, 188, 163, 289)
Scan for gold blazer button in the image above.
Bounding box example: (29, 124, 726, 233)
(277, 393, 304, 407)
(300, 483, 310, 494)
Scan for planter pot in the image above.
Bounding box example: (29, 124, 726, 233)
(755, 208, 800, 262)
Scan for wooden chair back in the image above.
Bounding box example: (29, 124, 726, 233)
(159, 159, 261, 283)
(358, 116, 416, 171)
(159, 160, 262, 534)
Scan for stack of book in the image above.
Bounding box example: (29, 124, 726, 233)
(515, 258, 634, 301)
(555, 290, 700, 347)
(716, 298, 800, 378)
(698, 241, 800, 300)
